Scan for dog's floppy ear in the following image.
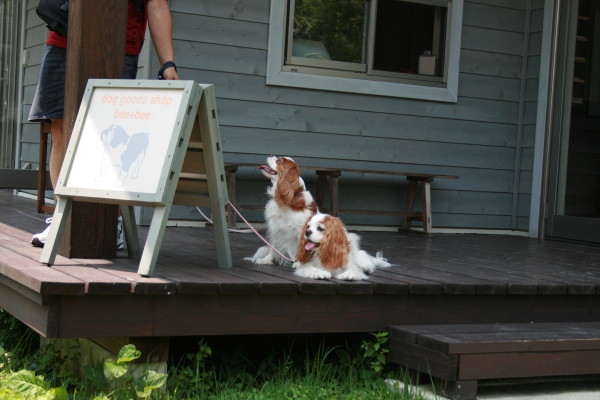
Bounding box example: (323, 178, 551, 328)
(295, 216, 312, 264)
(320, 216, 349, 269)
(274, 158, 300, 207)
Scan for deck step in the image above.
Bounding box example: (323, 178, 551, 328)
(387, 322, 600, 400)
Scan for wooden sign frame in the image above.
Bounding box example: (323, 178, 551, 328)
(40, 79, 232, 276)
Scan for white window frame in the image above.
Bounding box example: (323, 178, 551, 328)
(266, 0, 463, 102)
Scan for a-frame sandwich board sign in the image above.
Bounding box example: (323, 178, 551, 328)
(39, 79, 232, 276)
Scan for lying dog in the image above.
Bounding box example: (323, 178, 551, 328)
(96, 124, 149, 187)
(247, 156, 318, 265)
(293, 213, 391, 280)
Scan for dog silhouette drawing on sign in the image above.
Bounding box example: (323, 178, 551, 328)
(96, 125, 149, 187)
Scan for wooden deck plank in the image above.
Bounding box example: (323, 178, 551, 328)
(172, 263, 288, 295)
(50, 264, 133, 295)
(0, 246, 85, 296)
(91, 262, 178, 295)
(361, 274, 410, 295)
(390, 322, 600, 343)
(372, 268, 444, 294)
(421, 330, 600, 354)
(245, 264, 339, 295)
(386, 261, 507, 295)
(155, 265, 220, 295)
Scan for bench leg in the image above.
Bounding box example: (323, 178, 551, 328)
(434, 379, 478, 400)
(330, 174, 339, 217)
(225, 165, 238, 228)
(315, 170, 341, 216)
(422, 179, 432, 235)
(402, 177, 433, 235)
(402, 178, 418, 230)
(316, 172, 327, 209)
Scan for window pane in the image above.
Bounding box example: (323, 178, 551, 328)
(291, 0, 369, 64)
(373, 0, 447, 77)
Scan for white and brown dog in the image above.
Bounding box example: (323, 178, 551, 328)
(247, 156, 318, 265)
(293, 213, 391, 280)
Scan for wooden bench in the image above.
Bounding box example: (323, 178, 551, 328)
(224, 163, 458, 234)
(387, 322, 600, 400)
(0, 122, 54, 213)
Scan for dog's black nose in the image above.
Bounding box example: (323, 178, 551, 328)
(305, 229, 312, 237)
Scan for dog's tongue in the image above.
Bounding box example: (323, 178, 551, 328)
(259, 165, 277, 175)
(305, 241, 317, 250)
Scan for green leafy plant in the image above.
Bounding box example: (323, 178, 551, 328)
(361, 332, 390, 373)
(101, 344, 167, 399)
(169, 338, 214, 397)
(2, 369, 69, 400)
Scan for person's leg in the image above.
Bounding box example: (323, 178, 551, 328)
(48, 119, 64, 189)
(124, 54, 139, 79)
(29, 44, 66, 247)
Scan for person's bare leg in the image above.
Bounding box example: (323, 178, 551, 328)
(32, 119, 63, 246)
(48, 119, 64, 189)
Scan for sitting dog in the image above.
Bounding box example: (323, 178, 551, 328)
(293, 213, 391, 280)
(247, 156, 318, 265)
(96, 124, 149, 187)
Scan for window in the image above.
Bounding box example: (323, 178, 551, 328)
(267, 0, 463, 102)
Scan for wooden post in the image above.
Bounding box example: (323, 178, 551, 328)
(59, 0, 127, 258)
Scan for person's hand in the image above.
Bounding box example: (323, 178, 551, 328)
(161, 66, 179, 80)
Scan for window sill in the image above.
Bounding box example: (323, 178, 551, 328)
(266, 68, 458, 102)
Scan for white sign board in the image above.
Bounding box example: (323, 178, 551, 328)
(56, 80, 199, 205)
(66, 87, 184, 194)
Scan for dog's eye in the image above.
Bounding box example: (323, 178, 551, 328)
(317, 226, 324, 232)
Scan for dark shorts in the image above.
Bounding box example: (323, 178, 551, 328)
(29, 45, 140, 122)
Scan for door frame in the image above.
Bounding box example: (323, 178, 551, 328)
(544, 0, 600, 244)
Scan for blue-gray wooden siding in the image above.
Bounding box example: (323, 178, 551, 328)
(20, 0, 545, 231)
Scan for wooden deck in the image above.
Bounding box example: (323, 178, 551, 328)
(2, 189, 600, 340)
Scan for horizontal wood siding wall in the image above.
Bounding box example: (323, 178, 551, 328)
(19, 0, 543, 231)
(168, 0, 540, 230)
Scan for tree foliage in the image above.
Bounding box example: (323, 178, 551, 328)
(293, 0, 367, 62)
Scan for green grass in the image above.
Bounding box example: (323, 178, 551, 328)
(0, 309, 427, 399)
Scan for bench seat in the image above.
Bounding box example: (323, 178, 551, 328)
(224, 163, 458, 234)
(387, 322, 600, 400)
